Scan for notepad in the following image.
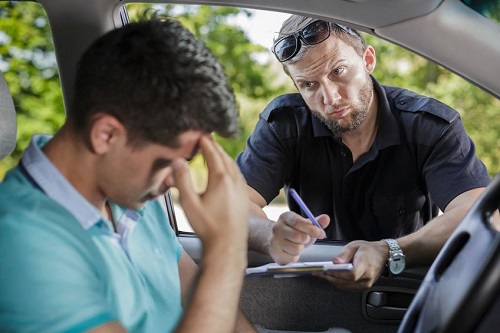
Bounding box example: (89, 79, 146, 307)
(246, 261, 353, 277)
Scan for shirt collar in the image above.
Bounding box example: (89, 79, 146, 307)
(372, 78, 401, 149)
(20, 134, 137, 231)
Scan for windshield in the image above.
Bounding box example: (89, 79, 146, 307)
(463, 0, 500, 23)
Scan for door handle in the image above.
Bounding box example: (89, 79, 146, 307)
(364, 289, 416, 321)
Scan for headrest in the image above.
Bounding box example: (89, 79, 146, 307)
(0, 72, 17, 159)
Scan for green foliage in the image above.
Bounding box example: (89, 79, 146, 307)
(127, 4, 288, 100)
(0, 1, 65, 178)
(366, 34, 499, 177)
(0, 2, 498, 182)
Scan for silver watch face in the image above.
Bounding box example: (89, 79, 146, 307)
(389, 253, 406, 275)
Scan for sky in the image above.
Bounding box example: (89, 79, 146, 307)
(234, 9, 291, 49)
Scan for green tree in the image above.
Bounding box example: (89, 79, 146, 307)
(1, 2, 498, 181)
(366, 34, 500, 177)
(127, 4, 286, 100)
(0, 1, 65, 177)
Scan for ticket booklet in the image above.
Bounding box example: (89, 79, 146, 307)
(246, 261, 354, 277)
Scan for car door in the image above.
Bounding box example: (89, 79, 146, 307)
(144, 2, 496, 331)
(163, 188, 427, 332)
(0, 3, 424, 332)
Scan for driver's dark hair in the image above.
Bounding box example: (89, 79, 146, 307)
(70, 19, 239, 147)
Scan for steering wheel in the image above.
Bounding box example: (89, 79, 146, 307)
(398, 174, 500, 333)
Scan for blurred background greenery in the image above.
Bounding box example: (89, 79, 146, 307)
(1, 1, 499, 193)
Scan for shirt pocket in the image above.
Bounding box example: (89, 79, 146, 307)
(372, 188, 426, 238)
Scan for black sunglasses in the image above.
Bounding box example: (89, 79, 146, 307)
(272, 20, 358, 62)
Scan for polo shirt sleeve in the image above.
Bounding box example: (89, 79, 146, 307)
(0, 188, 117, 333)
(393, 88, 491, 210)
(421, 116, 491, 209)
(236, 109, 296, 204)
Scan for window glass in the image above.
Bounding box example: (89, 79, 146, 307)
(463, 0, 500, 23)
(125, 3, 499, 233)
(126, 4, 292, 232)
(0, 1, 64, 179)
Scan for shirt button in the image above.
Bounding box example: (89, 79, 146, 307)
(399, 208, 406, 215)
(341, 151, 347, 157)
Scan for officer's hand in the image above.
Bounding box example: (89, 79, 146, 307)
(269, 211, 329, 265)
(315, 240, 388, 291)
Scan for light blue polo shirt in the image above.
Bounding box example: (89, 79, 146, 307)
(0, 135, 184, 333)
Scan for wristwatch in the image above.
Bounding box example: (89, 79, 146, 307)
(383, 239, 406, 275)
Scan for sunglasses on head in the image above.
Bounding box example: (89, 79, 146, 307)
(272, 20, 358, 63)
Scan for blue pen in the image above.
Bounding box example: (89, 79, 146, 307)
(289, 188, 323, 229)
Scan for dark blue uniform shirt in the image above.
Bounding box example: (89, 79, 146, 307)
(236, 78, 491, 241)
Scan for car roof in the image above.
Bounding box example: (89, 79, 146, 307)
(32, 0, 499, 112)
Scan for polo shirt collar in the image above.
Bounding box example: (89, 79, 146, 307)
(20, 134, 138, 231)
(310, 76, 401, 149)
(311, 113, 334, 138)
(372, 78, 401, 149)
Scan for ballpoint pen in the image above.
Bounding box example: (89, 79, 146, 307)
(289, 188, 323, 229)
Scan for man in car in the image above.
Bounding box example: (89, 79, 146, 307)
(0, 20, 256, 332)
(237, 15, 491, 290)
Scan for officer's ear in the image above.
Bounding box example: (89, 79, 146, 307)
(364, 46, 376, 74)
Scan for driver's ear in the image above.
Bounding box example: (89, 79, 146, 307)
(89, 114, 125, 155)
(364, 46, 376, 74)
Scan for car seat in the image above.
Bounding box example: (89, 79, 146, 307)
(0, 71, 17, 159)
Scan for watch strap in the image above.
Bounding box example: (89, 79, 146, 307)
(383, 238, 405, 275)
(384, 238, 403, 255)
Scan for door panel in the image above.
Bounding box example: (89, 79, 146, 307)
(178, 231, 426, 333)
(239, 263, 426, 332)
(240, 276, 421, 332)
(168, 183, 426, 332)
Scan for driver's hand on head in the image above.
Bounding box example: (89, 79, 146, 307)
(270, 212, 329, 265)
(171, 135, 249, 248)
(314, 240, 388, 291)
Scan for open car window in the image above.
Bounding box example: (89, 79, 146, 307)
(0, 1, 498, 332)
(123, 3, 499, 235)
